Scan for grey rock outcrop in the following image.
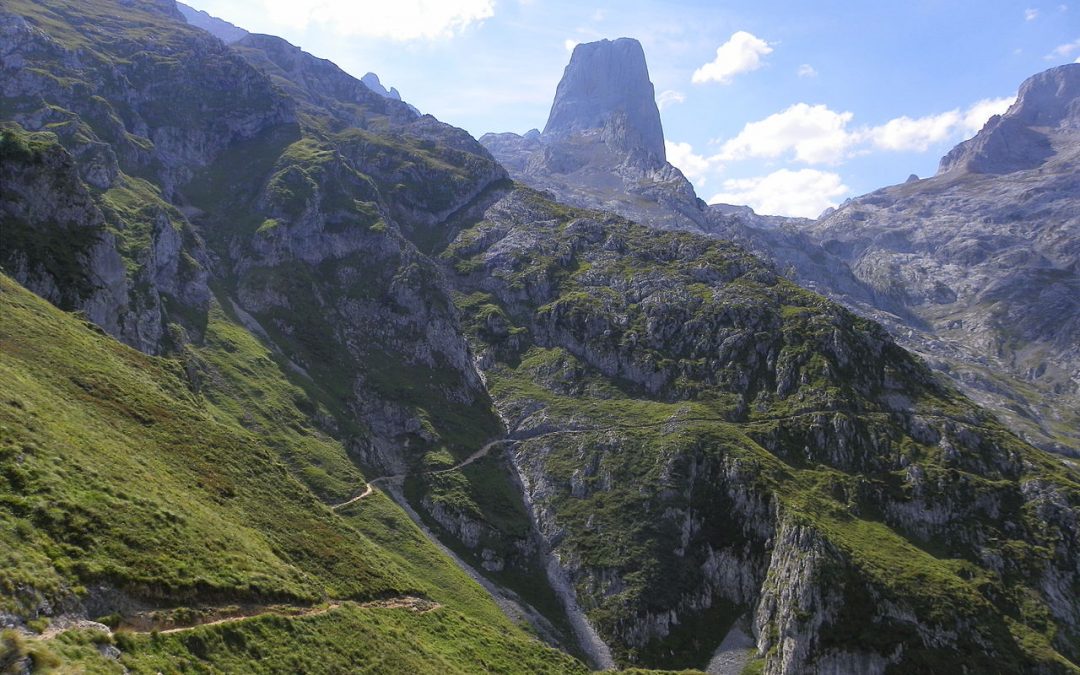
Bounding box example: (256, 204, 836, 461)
(545, 38, 666, 167)
(481, 38, 709, 232)
(940, 64, 1080, 175)
(360, 72, 422, 115)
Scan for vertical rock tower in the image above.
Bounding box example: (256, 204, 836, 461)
(543, 38, 667, 168)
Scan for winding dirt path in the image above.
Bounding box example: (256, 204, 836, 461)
(332, 438, 518, 510)
(33, 597, 441, 641)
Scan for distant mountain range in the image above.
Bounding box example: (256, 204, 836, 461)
(1, 3, 1078, 674)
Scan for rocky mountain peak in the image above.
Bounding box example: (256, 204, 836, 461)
(938, 63, 1080, 175)
(543, 37, 666, 166)
(1008, 63, 1080, 128)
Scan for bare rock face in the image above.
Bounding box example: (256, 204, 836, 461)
(544, 38, 666, 167)
(939, 63, 1080, 175)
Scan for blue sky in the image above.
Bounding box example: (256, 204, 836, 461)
(187, 0, 1080, 216)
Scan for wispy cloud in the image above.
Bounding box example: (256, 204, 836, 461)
(1047, 37, 1080, 59)
(691, 31, 773, 85)
(257, 0, 494, 40)
(1025, 8, 1040, 20)
(797, 64, 818, 78)
(657, 90, 686, 110)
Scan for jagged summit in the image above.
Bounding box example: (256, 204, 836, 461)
(543, 37, 666, 165)
(939, 63, 1080, 174)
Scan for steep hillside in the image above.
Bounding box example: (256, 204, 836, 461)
(0, 273, 585, 673)
(436, 186, 1080, 672)
(0, 0, 577, 668)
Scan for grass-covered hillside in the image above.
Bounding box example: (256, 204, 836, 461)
(0, 272, 586, 673)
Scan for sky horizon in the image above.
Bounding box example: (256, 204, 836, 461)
(186, 0, 1080, 217)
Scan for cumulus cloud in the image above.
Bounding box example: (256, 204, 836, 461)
(797, 64, 818, 78)
(657, 90, 687, 110)
(708, 169, 849, 218)
(565, 39, 578, 52)
(867, 111, 962, 152)
(717, 103, 857, 164)
(692, 31, 773, 85)
(665, 141, 719, 187)
(258, 0, 494, 40)
(1025, 8, 1040, 20)
(714, 96, 1016, 163)
(961, 96, 1016, 133)
(869, 96, 1015, 150)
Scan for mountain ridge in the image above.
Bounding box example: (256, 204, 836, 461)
(1, 3, 1079, 673)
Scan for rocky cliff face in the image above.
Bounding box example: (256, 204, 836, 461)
(480, 38, 710, 232)
(940, 65, 1080, 175)
(544, 38, 666, 167)
(483, 41, 1080, 458)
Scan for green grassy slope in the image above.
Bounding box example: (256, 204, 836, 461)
(0, 273, 584, 672)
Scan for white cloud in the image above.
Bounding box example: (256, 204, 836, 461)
(1048, 37, 1080, 59)
(1025, 8, 1040, 20)
(708, 169, 849, 218)
(665, 141, 719, 187)
(961, 96, 1016, 134)
(258, 0, 494, 40)
(868, 96, 1015, 150)
(565, 39, 578, 52)
(656, 89, 686, 110)
(797, 64, 818, 78)
(714, 96, 1016, 163)
(692, 31, 773, 85)
(717, 103, 857, 164)
(867, 110, 962, 152)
